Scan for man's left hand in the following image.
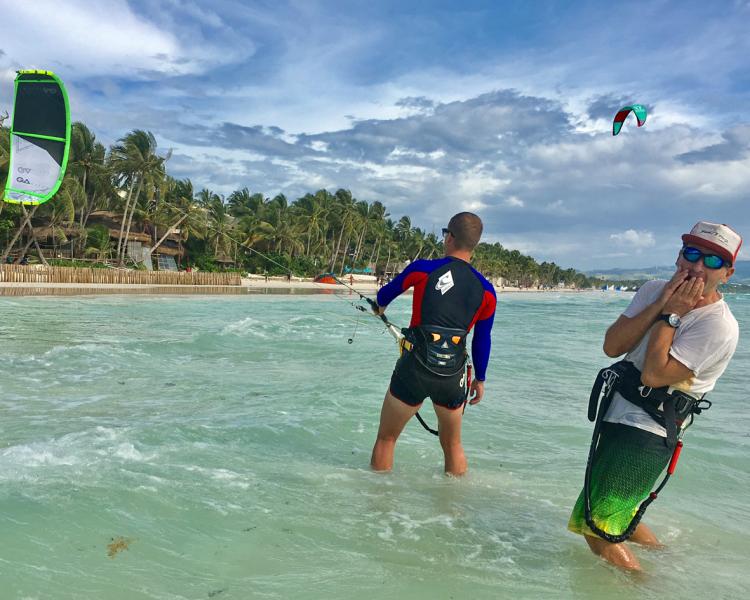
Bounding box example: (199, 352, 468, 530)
(662, 277, 704, 316)
(469, 380, 484, 405)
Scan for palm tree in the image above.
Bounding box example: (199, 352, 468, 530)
(228, 187, 265, 218)
(275, 218, 305, 257)
(329, 189, 359, 274)
(295, 190, 330, 258)
(109, 130, 167, 264)
(349, 199, 374, 268)
(205, 192, 231, 256)
(364, 201, 390, 268)
(69, 122, 109, 234)
(405, 227, 427, 261)
(39, 175, 80, 257)
(423, 232, 441, 259)
(84, 224, 113, 262)
(0, 124, 10, 213)
(148, 177, 201, 259)
(237, 213, 275, 248)
(394, 216, 412, 244)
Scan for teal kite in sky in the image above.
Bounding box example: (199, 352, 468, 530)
(612, 104, 647, 136)
(4, 70, 71, 205)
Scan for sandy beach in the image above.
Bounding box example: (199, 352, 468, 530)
(0, 274, 589, 296)
(239, 274, 585, 293)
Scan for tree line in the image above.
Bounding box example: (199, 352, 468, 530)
(0, 122, 594, 287)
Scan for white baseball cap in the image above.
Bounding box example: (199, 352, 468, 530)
(682, 221, 742, 265)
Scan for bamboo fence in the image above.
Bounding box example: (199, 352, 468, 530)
(0, 265, 241, 286)
(0, 285, 247, 297)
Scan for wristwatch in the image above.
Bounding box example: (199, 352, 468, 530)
(657, 313, 681, 328)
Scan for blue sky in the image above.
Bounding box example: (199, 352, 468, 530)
(2, 0, 748, 269)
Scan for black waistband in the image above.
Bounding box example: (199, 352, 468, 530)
(402, 325, 467, 376)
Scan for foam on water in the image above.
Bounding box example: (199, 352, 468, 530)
(0, 292, 748, 599)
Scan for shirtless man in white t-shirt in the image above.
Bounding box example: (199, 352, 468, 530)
(568, 221, 742, 571)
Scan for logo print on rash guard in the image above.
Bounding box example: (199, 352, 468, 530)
(435, 270, 455, 295)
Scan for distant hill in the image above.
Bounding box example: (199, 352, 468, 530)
(588, 266, 673, 281)
(589, 260, 750, 284)
(733, 260, 750, 282)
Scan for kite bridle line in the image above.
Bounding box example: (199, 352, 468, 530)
(152, 199, 404, 340)
(151, 199, 400, 342)
(330, 274, 402, 341)
(152, 197, 305, 276)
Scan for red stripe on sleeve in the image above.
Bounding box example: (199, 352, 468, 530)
(405, 272, 428, 327)
(468, 290, 497, 331)
(402, 271, 425, 291)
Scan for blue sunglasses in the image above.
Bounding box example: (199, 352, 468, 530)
(681, 246, 728, 269)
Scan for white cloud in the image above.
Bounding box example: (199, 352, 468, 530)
(662, 157, 750, 198)
(173, 0, 225, 28)
(309, 141, 329, 153)
(0, 1, 248, 78)
(455, 163, 510, 202)
(388, 147, 445, 160)
(610, 229, 656, 249)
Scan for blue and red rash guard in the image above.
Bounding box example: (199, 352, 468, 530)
(377, 257, 496, 381)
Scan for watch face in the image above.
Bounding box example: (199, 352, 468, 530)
(668, 314, 681, 327)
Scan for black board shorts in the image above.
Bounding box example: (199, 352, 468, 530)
(389, 350, 466, 409)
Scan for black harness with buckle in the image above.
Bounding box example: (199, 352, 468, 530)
(583, 360, 711, 542)
(400, 324, 468, 377)
(399, 324, 472, 436)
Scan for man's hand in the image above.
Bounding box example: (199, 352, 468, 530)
(368, 299, 386, 316)
(662, 277, 704, 316)
(656, 268, 689, 310)
(469, 380, 484, 405)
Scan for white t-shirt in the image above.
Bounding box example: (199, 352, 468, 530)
(604, 279, 739, 436)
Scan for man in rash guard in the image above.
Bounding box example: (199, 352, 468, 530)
(370, 212, 496, 476)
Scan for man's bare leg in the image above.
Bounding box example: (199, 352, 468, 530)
(370, 389, 420, 472)
(433, 403, 467, 476)
(629, 522, 663, 548)
(584, 534, 641, 571)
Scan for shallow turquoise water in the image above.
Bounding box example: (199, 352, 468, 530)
(1, 291, 748, 599)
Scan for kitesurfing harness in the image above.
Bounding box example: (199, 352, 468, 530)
(584, 359, 711, 543)
(398, 326, 473, 435)
(332, 275, 473, 437)
(399, 325, 468, 377)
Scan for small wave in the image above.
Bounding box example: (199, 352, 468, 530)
(221, 317, 271, 338)
(181, 465, 254, 486)
(0, 444, 78, 468)
(288, 315, 325, 325)
(26, 340, 142, 359)
(372, 511, 457, 542)
(112, 442, 153, 462)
